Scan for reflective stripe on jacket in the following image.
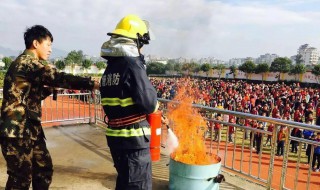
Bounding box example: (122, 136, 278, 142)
(106, 127, 151, 137)
(101, 97, 134, 107)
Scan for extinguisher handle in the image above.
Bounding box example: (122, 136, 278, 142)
(207, 174, 225, 183)
(161, 116, 170, 128)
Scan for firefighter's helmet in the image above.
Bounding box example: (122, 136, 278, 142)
(107, 14, 152, 46)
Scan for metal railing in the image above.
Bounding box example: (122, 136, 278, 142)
(2, 90, 318, 190)
(41, 92, 95, 125)
(157, 98, 320, 190)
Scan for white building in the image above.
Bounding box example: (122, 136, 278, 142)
(199, 57, 225, 65)
(305, 47, 319, 65)
(228, 58, 244, 66)
(298, 44, 319, 65)
(256, 53, 278, 65)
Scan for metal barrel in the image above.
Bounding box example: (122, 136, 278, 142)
(169, 158, 222, 190)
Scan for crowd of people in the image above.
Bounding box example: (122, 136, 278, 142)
(151, 77, 320, 172)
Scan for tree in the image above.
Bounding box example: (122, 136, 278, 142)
(290, 63, 306, 81)
(191, 63, 201, 75)
(255, 63, 269, 82)
(270, 57, 292, 81)
(96, 61, 106, 72)
(2, 57, 13, 70)
(55, 60, 66, 71)
(181, 62, 199, 75)
(201, 63, 211, 77)
(167, 59, 177, 65)
(229, 65, 237, 79)
(238, 61, 256, 80)
(82, 59, 92, 73)
(295, 54, 303, 64)
(164, 62, 174, 72)
(214, 64, 226, 80)
(174, 63, 182, 74)
(173, 63, 182, 73)
(312, 64, 320, 83)
(146, 62, 165, 75)
(65, 50, 84, 74)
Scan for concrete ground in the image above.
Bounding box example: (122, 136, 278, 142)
(0, 124, 242, 190)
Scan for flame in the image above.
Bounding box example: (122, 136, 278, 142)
(167, 78, 219, 165)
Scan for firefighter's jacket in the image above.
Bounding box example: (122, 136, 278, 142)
(100, 37, 158, 149)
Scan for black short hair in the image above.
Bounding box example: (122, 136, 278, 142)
(24, 25, 53, 49)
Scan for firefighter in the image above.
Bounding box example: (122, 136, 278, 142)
(99, 14, 158, 190)
(0, 25, 99, 189)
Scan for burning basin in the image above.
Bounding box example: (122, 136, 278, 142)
(169, 156, 222, 190)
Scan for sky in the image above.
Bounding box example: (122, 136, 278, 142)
(1, 0, 320, 61)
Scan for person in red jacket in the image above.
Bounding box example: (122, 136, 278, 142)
(214, 114, 222, 142)
(316, 102, 320, 126)
(264, 124, 274, 147)
(228, 117, 236, 143)
(276, 127, 287, 156)
(293, 109, 302, 122)
(290, 127, 302, 153)
(272, 105, 279, 118)
(255, 122, 264, 154)
(250, 120, 258, 149)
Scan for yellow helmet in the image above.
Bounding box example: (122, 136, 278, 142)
(108, 14, 149, 40)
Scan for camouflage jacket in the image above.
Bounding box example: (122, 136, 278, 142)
(0, 50, 95, 140)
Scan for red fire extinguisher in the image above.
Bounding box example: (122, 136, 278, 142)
(147, 110, 162, 162)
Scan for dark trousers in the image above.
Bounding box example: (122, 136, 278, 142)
(0, 137, 53, 190)
(277, 140, 285, 156)
(312, 154, 320, 169)
(110, 148, 152, 190)
(316, 117, 320, 126)
(291, 141, 298, 153)
(303, 136, 310, 149)
(256, 136, 262, 153)
(265, 136, 272, 146)
(250, 132, 256, 147)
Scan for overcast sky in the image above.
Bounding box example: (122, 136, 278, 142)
(1, 0, 320, 61)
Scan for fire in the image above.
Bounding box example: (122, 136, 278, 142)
(167, 78, 219, 165)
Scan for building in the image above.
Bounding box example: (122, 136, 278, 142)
(297, 44, 319, 65)
(146, 55, 169, 64)
(228, 58, 244, 66)
(199, 57, 225, 65)
(255, 53, 278, 65)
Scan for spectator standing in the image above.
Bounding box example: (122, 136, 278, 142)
(312, 132, 320, 172)
(214, 114, 222, 142)
(255, 122, 264, 154)
(290, 127, 302, 153)
(228, 118, 236, 143)
(276, 126, 287, 156)
(307, 135, 316, 165)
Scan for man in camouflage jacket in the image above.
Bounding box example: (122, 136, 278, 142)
(0, 25, 99, 190)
